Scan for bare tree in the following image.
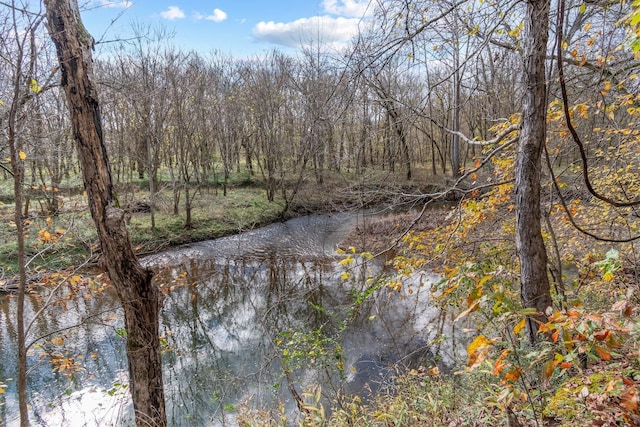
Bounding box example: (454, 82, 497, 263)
(2, 4, 45, 424)
(43, 1, 166, 425)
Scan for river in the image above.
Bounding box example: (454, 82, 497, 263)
(0, 209, 461, 426)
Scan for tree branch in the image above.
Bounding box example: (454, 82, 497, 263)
(556, 0, 640, 208)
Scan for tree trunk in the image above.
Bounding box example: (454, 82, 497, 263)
(43, 1, 167, 425)
(452, 31, 461, 178)
(8, 52, 29, 427)
(516, 0, 553, 343)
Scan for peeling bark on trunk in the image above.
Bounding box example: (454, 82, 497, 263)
(516, 0, 553, 343)
(43, 1, 166, 425)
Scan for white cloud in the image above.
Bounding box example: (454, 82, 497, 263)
(322, 0, 371, 17)
(195, 8, 228, 22)
(252, 15, 361, 49)
(160, 6, 185, 20)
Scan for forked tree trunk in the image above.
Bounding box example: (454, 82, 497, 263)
(43, 1, 167, 425)
(516, 0, 553, 343)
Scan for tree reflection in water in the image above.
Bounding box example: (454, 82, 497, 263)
(0, 212, 465, 426)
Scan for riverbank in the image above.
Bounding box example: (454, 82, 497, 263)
(0, 167, 450, 281)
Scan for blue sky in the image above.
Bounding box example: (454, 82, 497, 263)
(81, 0, 372, 57)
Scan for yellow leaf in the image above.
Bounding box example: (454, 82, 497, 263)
(39, 230, 52, 243)
(338, 257, 353, 266)
(584, 22, 591, 31)
(543, 359, 555, 379)
(51, 336, 64, 346)
(19, 151, 26, 160)
(467, 335, 494, 368)
(468, 335, 492, 355)
(513, 318, 527, 334)
(467, 284, 483, 306)
(477, 275, 492, 287)
(29, 79, 42, 93)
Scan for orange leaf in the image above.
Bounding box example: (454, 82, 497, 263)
(593, 330, 610, 341)
(573, 332, 587, 342)
(493, 349, 511, 376)
(551, 329, 560, 343)
(594, 345, 611, 361)
(494, 358, 508, 376)
(543, 359, 555, 379)
(538, 323, 551, 333)
(559, 361, 573, 369)
(620, 387, 638, 412)
(503, 367, 522, 383)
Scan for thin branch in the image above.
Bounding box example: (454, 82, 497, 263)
(556, 0, 640, 208)
(444, 123, 520, 146)
(26, 307, 121, 352)
(544, 144, 640, 242)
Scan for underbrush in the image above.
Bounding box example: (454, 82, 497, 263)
(236, 370, 502, 426)
(234, 178, 640, 426)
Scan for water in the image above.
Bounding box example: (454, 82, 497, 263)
(0, 210, 460, 426)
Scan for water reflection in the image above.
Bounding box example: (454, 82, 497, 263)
(1, 211, 462, 426)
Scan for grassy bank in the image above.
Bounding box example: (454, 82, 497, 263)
(0, 167, 442, 274)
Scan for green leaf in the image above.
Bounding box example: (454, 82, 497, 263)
(579, 3, 586, 13)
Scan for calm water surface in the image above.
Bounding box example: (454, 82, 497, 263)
(0, 210, 461, 426)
